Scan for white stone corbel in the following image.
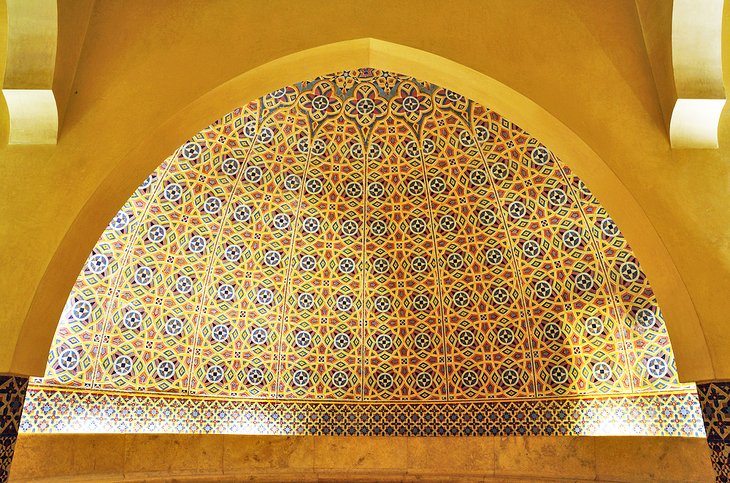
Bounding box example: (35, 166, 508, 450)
(2, 0, 58, 145)
(670, 0, 726, 149)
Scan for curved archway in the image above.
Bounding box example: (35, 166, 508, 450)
(21, 65, 704, 441)
(12, 38, 711, 385)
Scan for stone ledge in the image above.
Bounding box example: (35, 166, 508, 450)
(8, 434, 715, 482)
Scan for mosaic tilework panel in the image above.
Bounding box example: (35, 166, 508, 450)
(31, 68, 697, 430)
(698, 382, 730, 481)
(20, 386, 703, 437)
(0, 376, 28, 482)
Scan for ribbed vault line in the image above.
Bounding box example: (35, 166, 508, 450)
(185, 108, 263, 394)
(359, 127, 374, 401)
(407, 119, 450, 400)
(274, 109, 316, 398)
(468, 119, 539, 398)
(89, 157, 176, 388)
(554, 163, 635, 393)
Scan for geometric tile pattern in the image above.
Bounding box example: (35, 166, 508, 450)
(0, 375, 28, 483)
(26, 68, 700, 436)
(698, 382, 730, 481)
(20, 386, 704, 437)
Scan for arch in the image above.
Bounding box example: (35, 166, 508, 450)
(11, 38, 712, 383)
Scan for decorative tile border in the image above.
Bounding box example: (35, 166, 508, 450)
(698, 382, 730, 482)
(20, 386, 704, 438)
(0, 375, 28, 483)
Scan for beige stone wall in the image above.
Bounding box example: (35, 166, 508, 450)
(9, 434, 715, 482)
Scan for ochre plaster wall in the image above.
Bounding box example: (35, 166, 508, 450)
(8, 434, 715, 482)
(1, 1, 730, 382)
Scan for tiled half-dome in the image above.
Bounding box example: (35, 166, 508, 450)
(24, 69, 702, 436)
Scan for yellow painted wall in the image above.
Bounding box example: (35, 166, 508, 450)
(1, 0, 729, 382)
